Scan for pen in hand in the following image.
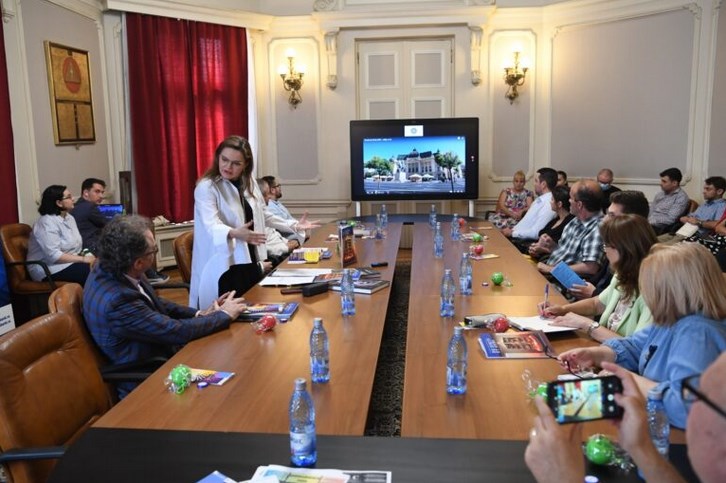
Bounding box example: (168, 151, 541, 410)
(540, 283, 550, 318)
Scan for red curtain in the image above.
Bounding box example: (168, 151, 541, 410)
(125, 14, 248, 222)
(0, 16, 19, 224)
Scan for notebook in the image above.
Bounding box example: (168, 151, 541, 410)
(97, 204, 125, 220)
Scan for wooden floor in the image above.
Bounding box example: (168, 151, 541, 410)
(157, 248, 413, 306)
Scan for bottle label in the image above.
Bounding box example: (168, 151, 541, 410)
(290, 430, 315, 455)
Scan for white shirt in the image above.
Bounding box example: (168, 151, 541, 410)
(511, 191, 556, 240)
(26, 214, 83, 281)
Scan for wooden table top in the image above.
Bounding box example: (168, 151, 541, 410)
(95, 222, 402, 435)
(95, 219, 684, 443)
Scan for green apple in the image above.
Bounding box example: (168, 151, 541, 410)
(585, 434, 615, 465)
(491, 272, 505, 286)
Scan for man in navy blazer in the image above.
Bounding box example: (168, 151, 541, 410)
(83, 215, 247, 399)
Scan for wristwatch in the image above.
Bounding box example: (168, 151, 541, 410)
(586, 321, 600, 337)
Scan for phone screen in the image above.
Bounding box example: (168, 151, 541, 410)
(546, 375, 624, 424)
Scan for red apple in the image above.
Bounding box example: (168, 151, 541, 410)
(493, 317, 510, 333)
(473, 244, 484, 255)
(458, 217, 466, 227)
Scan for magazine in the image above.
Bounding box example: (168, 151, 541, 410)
(237, 302, 299, 322)
(478, 330, 554, 359)
(331, 279, 390, 294)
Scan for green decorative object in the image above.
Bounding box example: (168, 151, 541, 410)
(471, 233, 483, 243)
(585, 434, 616, 466)
(167, 364, 192, 394)
(491, 272, 505, 286)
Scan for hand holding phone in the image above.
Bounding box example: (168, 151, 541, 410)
(546, 375, 624, 424)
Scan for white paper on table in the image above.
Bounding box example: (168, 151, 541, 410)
(508, 315, 576, 333)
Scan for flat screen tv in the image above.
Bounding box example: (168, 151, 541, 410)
(350, 117, 479, 202)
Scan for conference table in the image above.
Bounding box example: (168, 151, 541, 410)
(50, 218, 690, 481)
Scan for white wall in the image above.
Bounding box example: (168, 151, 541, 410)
(5, 0, 726, 223)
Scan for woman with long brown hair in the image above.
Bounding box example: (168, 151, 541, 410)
(539, 214, 656, 341)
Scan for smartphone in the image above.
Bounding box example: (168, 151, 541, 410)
(546, 375, 624, 424)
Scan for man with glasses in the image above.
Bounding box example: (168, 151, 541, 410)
(84, 215, 247, 400)
(261, 175, 308, 244)
(525, 355, 726, 483)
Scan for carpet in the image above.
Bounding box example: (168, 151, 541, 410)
(364, 261, 410, 437)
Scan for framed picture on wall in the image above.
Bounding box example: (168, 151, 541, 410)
(44, 41, 96, 145)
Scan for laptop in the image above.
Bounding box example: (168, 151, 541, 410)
(97, 204, 125, 221)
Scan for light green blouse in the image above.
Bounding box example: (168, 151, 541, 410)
(598, 275, 653, 337)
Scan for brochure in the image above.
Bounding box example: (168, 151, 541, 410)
(189, 368, 235, 386)
(338, 223, 357, 267)
(237, 302, 299, 322)
(550, 261, 586, 289)
(478, 330, 554, 359)
(251, 465, 392, 483)
(331, 279, 391, 294)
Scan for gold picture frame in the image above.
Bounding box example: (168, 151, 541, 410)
(44, 41, 96, 145)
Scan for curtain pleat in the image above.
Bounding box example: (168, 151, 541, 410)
(125, 14, 248, 222)
(0, 16, 19, 224)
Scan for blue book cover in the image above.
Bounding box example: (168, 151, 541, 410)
(550, 261, 586, 289)
(238, 302, 299, 321)
(478, 331, 553, 359)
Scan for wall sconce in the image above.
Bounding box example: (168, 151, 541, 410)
(278, 49, 305, 108)
(503, 51, 530, 104)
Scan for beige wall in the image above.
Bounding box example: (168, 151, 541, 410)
(3, 0, 725, 223)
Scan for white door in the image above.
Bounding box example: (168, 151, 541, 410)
(357, 38, 453, 120)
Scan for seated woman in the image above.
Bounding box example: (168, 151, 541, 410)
(26, 185, 95, 285)
(538, 214, 656, 341)
(525, 186, 574, 258)
(558, 242, 726, 428)
(489, 170, 533, 229)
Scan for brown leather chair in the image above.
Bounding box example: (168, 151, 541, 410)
(48, 283, 166, 402)
(173, 230, 193, 284)
(0, 223, 68, 323)
(0, 312, 112, 483)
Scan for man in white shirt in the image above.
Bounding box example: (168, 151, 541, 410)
(261, 175, 307, 243)
(502, 167, 557, 243)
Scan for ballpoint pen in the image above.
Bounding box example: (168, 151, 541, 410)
(544, 283, 549, 308)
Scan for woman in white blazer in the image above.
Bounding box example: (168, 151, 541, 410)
(190, 136, 313, 309)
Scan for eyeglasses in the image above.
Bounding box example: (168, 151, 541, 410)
(272, 184, 281, 189)
(219, 156, 244, 169)
(60, 194, 73, 200)
(601, 243, 614, 250)
(143, 246, 159, 257)
(682, 374, 726, 419)
(545, 351, 587, 380)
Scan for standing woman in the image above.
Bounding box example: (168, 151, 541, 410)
(190, 136, 316, 309)
(26, 185, 95, 284)
(489, 170, 534, 229)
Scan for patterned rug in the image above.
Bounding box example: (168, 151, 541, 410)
(364, 261, 410, 437)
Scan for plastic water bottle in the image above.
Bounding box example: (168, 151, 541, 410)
(440, 268, 456, 317)
(380, 204, 388, 228)
(429, 204, 437, 228)
(375, 213, 385, 239)
(434, 222, 444, 259)
(340, 268, 356, 316)
(450, 213, 461, 241)
(647, 387, 670, 459)
(310, 318, 330, 383)
(289, 378, 317, 467)
(446, 326, 467, 394)
(459, 252, 472, 295)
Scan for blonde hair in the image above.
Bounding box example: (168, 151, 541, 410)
(639, 243, 726, 325)
(513, 170, 526, 181)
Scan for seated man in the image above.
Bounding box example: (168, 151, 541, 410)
(648, 167, 690, 234)
(261, 175, 307, 244)
(258, 178, 300, 265)
(71, 177, 169, 285)
(501, 167, 557, 248)
(525, 355, 726, 483)
(83, 215, 247, 399)
(537, 179, 605, 281)
(597, 168, 621, 212)
(664, 175, 726, 241)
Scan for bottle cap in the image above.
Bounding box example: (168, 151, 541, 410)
(454, 326, 463, 335)
(313, 317, 323, 327)
(647, 386, 664, 400)
(294, 377, 307, 389)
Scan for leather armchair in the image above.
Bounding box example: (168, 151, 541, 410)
(172, 230, 193, 284)
(0, 223, 68, 323)
(0, 312, 112, 483)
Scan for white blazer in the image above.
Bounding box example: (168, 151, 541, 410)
(189, 176, 299, 309)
